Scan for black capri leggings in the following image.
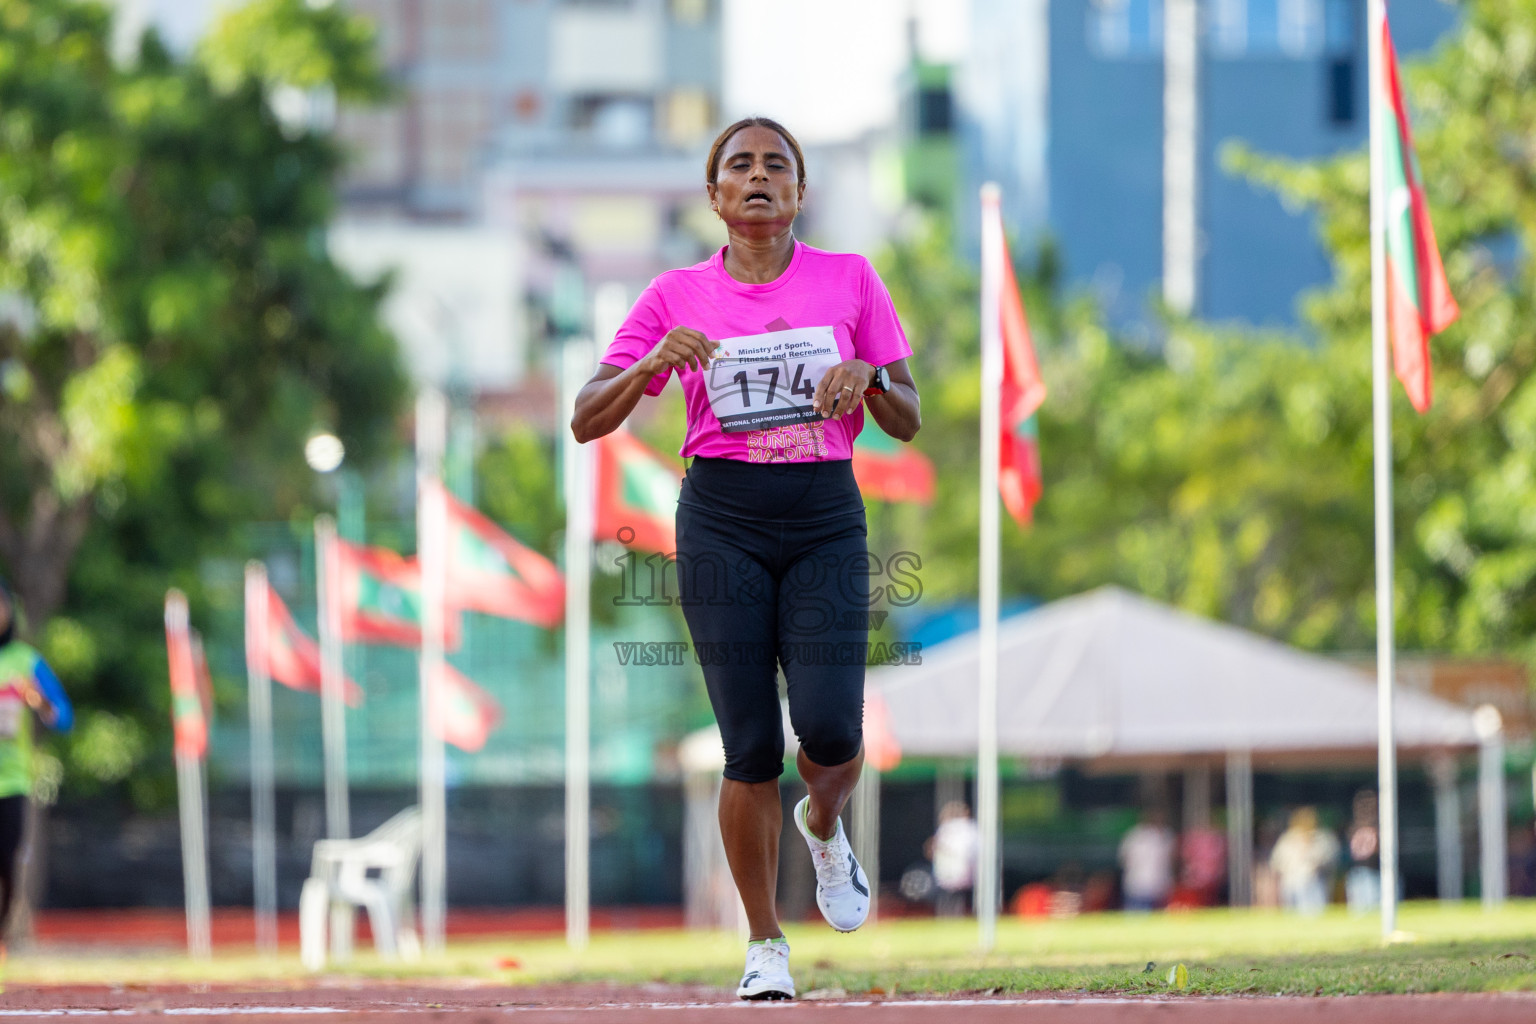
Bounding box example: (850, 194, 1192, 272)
(0, 794, 26, 935)
(676, 456, 870, 784)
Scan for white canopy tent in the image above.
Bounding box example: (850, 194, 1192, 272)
(678, 587, 1506, 925)
(869, 586, 1503, 907)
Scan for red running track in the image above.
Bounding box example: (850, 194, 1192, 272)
(3, 984, 1533, 1023)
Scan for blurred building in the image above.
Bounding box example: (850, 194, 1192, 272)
(329, 0, 725, 401)
(957, 0, 1458, 331)
(336, 0, 722, 221)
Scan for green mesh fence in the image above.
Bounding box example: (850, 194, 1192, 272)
(205, 522, 706, 788)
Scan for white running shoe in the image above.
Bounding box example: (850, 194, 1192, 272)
(794, 795, 870, 933)
(736, 937, 794, 1000)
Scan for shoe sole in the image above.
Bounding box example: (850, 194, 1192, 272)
(738, 988, 795, 1001)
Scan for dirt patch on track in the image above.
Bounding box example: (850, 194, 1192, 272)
(5, 983, 1535, 1022)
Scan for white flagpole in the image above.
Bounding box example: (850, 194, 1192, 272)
(166, 591, 212, 960)
(977, 183, 1004, 951)
(314, 516, 350, 846)
(561, 337, 595, 951)
(416, 387, 449, 954)
(245, 563, 279, 957)
(314, 514, 354, 959)
(1367, 0, 1400, 941)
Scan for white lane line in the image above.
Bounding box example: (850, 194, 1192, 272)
(0, 1009, 344, 1018)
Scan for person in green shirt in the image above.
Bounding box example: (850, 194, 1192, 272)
(0, 578, 72, 954)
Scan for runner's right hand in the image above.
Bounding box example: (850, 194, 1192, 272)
(642, 327, 718, 375)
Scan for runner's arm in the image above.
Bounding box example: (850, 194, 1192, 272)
(814, 357, 921, 442)
(29, 656, 72, 732)
(570, 327, 717, 443)
(863, 358, 921, 442)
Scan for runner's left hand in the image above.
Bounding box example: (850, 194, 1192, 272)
(814, 360, 875, 419)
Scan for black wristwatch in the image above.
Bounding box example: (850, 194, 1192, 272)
(863, 364, 889, 398)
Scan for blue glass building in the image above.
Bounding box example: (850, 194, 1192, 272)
(959, 0, 1457, 329)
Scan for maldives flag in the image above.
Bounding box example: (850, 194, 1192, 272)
(245, 575, 361, 705)
(852, 429, 935, 504)
(165, 590, 213, 760)
(332, 540, 460, 649)
(432, 662, 503, 753)
(594, 429, 681, 553)
(430, 482, 565, 628)
(984, 195, 1048, 526)
(862, 690, 902, 771)
(1375, 8, 1458, 412)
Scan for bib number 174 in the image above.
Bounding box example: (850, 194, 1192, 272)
(706, 325, 841, 433)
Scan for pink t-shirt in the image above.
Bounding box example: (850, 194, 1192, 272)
(600, 241, 912, 462)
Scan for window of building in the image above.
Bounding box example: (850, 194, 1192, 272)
(1210, 0, 1325, 58)
(1323, 0, 1358, 126)
(1327, 57, 1356, 125)
(424, 0, 497, 61)
(420, 91, 494, 185)
(663, 89, 713, 148)
(916, 85, 952, 136)
(550, 5, 662, 91)
(1324, 0, 1357, 55)
(1088, 0, 1164, 59)
(336, 106, 406, 189)
(570, 95, 654, 148)
(669, 0, 710, 24)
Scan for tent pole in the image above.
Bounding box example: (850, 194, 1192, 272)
(1429, 753, 1462, 902)
(851, 767, 880, 925)
(1183, 764, 1211, 832)
(1475, 708, 1506, 909)
(1225, 750, 1252, 908)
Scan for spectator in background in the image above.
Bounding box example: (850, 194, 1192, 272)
(1345, 789, 1382, 913)
(1118, 810, 1176, 911)
(1177, 822, 1227, 908)
(926, 800, 980, 917)
(1509, 822, 1536, 899)
(0, 578, 72, 959)
(1270, 807, 1339, 915)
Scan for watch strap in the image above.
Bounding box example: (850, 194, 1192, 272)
(863, 364, 889, 397)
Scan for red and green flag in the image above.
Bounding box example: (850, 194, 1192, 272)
(332, 539, 460, 649)
(432, 482, 565, 628)
(852, 429, 935, 504)
(862, 690, 902, 772)
(165, 590, 213, 761)
(245, 577, 361, 705)
(594, 429, 681, 553)
(985, 202, 1048, 526)
(432, 662, 503, 753)
(1375, 8, 1458, 412)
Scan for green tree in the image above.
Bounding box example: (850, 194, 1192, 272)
(881, 0, 1536, 668)
(0, 0, 406, 800)
(1221, 0, 1536, 660)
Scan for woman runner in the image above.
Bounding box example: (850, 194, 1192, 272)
(571, 116, 921, 1000)
(0, 578, 72, 962)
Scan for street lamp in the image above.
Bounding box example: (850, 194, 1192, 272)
(304, 432, 345, 474)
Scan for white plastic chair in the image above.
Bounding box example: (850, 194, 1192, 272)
(299, 806, 424, 970)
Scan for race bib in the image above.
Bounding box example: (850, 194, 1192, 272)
(704, 326, 842, 433)
(0, 695, 22, 739)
